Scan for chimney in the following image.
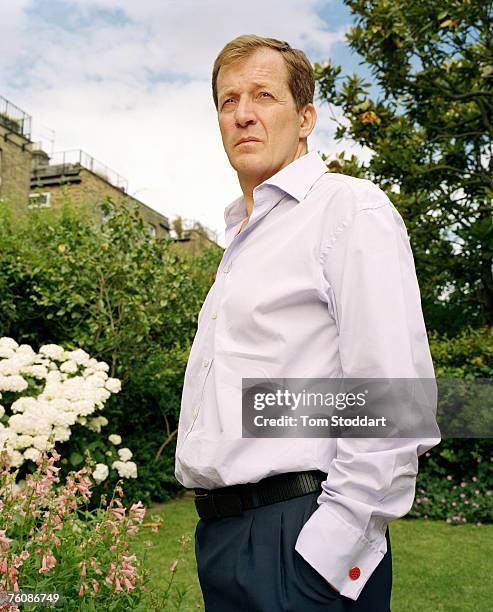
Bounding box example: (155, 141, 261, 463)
(31, 145, 50, 170)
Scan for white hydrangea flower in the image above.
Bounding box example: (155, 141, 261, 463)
(0, 405, 4, 419)
(21, 365, 48, 379)
(39, 344, 66, 361)
(23, 447, 41, 462)
(16, 345, 36, 357)
(60, 361, 78, 374)
(0, 337, 19, 351)
(0, 375, 28, 393)
(7, 449, 24, 467)
(86, 375, 105, 388)
(108, 434, 122, 445)
(105, 378, 121, 393)
(0, 347, 15, 359)
(10, 397, 37, 414)
(118, 447, 132, 462)
(1, 340, 126, 471)
(32, 434, 51, 451)
(52, 426, 71, 442)
(92, 463, 109, 483)
(66, 349, 91, 366)
(71, 400, 95, 416)
(86, 416, 108, 433)
(94, 388, 111, 403)
(13, 434, 34, 449)
(111, 460, 137, 479)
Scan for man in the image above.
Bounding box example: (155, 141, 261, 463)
(175, 34, 440, 611)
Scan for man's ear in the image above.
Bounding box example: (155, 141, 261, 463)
(299, 103, 317, 139)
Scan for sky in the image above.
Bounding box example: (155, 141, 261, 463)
(0, 0, 373, 246)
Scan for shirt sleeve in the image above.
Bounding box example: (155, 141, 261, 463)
(294, 198, 441, 601)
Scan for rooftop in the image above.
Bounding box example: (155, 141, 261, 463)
(0, 94, 32, 139)
(32, 149, 128, 192)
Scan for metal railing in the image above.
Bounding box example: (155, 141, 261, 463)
(48, 150, 128, 192)
(0, 94, 31, 138)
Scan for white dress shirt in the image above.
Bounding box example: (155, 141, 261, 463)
(175, 151, 441, 601)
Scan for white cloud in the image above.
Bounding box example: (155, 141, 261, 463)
(0, 0, 358, 245)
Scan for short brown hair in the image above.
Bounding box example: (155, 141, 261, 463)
(212, 34, 315, 112)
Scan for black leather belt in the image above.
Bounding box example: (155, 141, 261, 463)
(194, 470, 326, 520)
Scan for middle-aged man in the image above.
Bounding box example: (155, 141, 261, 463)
(175, 34, 441, 611)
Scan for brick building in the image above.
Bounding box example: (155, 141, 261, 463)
(0, 94, 170, 239)
(0, 95, 33, 208)
(30, 148, 170, 239)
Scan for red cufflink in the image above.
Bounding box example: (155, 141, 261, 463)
(349, 566, 361, 580)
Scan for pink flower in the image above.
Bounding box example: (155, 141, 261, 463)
(115, 576, 123, 593)
(129, 502, 146, 522)
(460, 481, 466, 487)
(0, 530, 12, 553)
(39, 552, 56, 574)
(90, 557, 103, 576)
(472, 476, 477, 482)
(123, 576, 135, 591)
(446, 475, 452, 481)
(79, 583, 85, 597)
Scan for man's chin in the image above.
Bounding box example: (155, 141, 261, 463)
(231, 155, 266, 176)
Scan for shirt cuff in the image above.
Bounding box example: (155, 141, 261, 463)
(294, 502, 387, 601)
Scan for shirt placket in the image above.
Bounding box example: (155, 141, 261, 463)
(187, 190, 285, 429)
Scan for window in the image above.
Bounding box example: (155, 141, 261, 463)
(28, 192, 51, 208)
(146, 223, 157, 238)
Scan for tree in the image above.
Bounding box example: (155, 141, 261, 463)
(314, 0, 493, 334)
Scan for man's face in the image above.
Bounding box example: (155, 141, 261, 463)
(216, 48, 308, 187)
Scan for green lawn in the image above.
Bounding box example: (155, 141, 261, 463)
(131, 492, 493, 611)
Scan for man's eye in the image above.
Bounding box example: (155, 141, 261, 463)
(223, 98, 235, 106)
(259, 92, 272, 98)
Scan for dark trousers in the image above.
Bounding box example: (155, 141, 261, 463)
(195, 490, 392, 611)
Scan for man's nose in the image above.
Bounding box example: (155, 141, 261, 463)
(234, 97, 256, 127)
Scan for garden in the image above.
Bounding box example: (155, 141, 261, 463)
(1, 0, 492, 609)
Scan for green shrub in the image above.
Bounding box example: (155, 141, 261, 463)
(411, 329, 493, 524)
(0, 199, 222, 505)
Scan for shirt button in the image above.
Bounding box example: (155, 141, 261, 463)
(202, 360, 209, 368)
(192, 406, 199, 418)
(349, 566, 361, 580)
(212, 313, 217, 319)
(223, 262, 231, 273)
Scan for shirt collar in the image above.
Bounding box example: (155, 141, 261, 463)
(224, 151, 328, 227)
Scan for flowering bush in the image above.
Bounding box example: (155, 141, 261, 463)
(0, 338, 136, 486)
(409, 450, 493, 525)
(0, 449, 192, 611)
(0, 448, 148, 610)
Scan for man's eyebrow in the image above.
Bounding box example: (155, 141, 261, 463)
(218, 82, 277, 98)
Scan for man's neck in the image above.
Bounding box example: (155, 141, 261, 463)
(238, 144, 308, 218)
